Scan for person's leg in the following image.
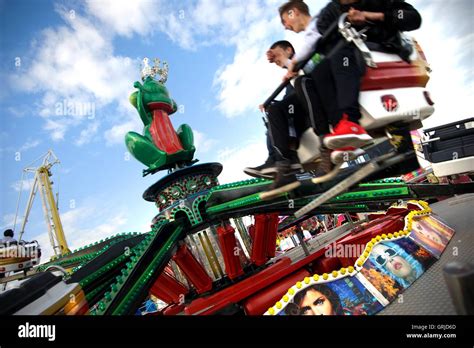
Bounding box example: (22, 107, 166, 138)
(243, 130, 278, 179)
(296, 53, 370, 165)
(266, 131, 276, 161)
(323, 45, 373, 151)
(307, 58, 339, 130)
(243, 131, 277, 179)
(244, 97, 301, 179)
(294, 73, 331, 136)
(266, 97, 300, 163)
(330, 45, 365, 125)
(261, 95, 305, 194)
(291, 75, 330, 170)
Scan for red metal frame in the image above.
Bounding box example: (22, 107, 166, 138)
(216, 224, 244, 280)
(251, 213, 279, 266)
(184, 211, 413, 315)
(172, 244, 212, 294)
(250, 215, 268, 266)
(150, 271, 189, 304)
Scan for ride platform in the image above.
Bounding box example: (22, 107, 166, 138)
(381, 194, 474, 315)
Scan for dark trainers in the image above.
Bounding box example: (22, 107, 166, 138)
(315, 146, 334, 175)
(260, 162, 301, 200)
(244, 156, 302, 179)
(311, 147, 343, 184)
(244, 157, 276, 179)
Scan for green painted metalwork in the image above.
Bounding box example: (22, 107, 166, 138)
(206, 184, 410, 215)
(36, 233, 139, 272)
(208, 178, 270, 193)
(90, 221, 169, 315)
(329, 187, 410, 202)
(364, 178, 405, 185)
(207, 193, 265, 215)
(111, 225, 184, 315)
(91, 230, 157, 315)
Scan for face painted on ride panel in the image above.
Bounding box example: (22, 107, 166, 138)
(281, 9, 305, 33)
(299, 289, 334, 315)
(372, 244, 413, 279)
(270, 46, 293, 68)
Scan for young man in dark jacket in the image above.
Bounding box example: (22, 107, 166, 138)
(318, 0, 422, 153)
(279, 0, 421, 165)
(317, 0, 422, 62)
(244, 40, 320, 181)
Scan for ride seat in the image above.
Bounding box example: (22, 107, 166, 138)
(358, 40, 434, 131)
(361, 43, 430, 91)
(361, 59, 429, 91)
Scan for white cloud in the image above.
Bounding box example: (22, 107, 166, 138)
(35, 205, 129, 261)
(11, 0, 473, 150)
(11, 178, 35, 192)
(214, 37, 283, 118)
(212, 1, 325, 118)
(7, 106, 28, 118)
(104, 119, 141, 146)
(217, 140, 268, 184)
(84, 0, 158, 38)
(211, 7, 283, 118)
(409, 1, 473, 128)
(11, 5, 137, 144)
(0, 214, 15, 231)
(141, 0, 279, 50)
(83, 0, 266, 50)
(18, 139, 41, 152)
(74, 121, 100, 146)
(43, 119, 70, 141)
(194, 130, 218, 153)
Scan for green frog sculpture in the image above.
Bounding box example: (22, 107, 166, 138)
(125, 58, 196, 175)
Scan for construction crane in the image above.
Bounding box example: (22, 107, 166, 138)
(15, 150, 70, 258)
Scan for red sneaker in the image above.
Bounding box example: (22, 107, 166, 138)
(324, 114, 373, 150)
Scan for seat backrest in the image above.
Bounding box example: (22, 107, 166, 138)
(361, 39, 430, 91)
(361, 58, 429, 91)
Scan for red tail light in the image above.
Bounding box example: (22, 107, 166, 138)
(423, 91, 435, 106)
(381, 95, 399, 112)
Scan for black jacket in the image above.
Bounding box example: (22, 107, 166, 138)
(317, 0, 422, 61)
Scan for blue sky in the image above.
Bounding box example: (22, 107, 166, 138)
(1, 0, 472, 259)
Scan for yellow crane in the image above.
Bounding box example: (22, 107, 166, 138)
(15, 150, 70, 258)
